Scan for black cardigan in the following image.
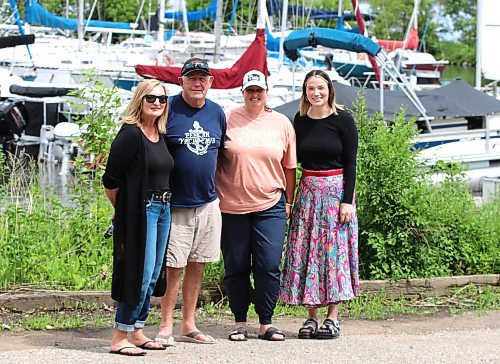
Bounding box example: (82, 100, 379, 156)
(102, 123, 166, 306)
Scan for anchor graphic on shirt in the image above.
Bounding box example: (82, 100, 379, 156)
(180, 121, 215, 156)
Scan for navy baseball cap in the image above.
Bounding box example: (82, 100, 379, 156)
(181, 58, 211, 76)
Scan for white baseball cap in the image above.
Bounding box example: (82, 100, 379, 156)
(242, 70, 267, 91)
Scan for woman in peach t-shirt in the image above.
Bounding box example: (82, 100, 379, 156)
(216, 70, 297, 342)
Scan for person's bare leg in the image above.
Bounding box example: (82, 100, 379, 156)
(308, 307, 318, 321)
(179, 262, 214, 342)
(110, 329, 145, 355)
(326, 303, 340, 321)
(156, 267, 182, 345)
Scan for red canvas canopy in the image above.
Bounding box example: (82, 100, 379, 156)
(377, 28, 419, 51)
(135, 29, 269, 89)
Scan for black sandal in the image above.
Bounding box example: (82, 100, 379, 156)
(258, 327, 285, 341)
(316, 318, 340, 340)
(298, 318, 318, 339)
(228, 327, 248, 341)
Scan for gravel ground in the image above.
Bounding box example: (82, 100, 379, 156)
(0, 311, 499, 364)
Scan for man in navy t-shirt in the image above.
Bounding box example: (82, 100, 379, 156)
(156, 58, 226, 346)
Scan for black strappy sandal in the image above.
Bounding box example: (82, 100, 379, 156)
(316, 318, 340, 340)
(298, 318, 318, 339)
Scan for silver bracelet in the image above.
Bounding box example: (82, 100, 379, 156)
(285, 202, 293, 207)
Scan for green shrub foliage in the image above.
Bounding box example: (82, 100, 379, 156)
(354, 98, 499, 280)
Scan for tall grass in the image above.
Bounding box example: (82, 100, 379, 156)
(0, 154, 113, 290)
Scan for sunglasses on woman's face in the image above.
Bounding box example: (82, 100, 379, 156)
(144, 94, 167, 104)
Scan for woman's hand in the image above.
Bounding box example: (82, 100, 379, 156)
(339, 203, 354, 224)
(286, 203, 292, 219)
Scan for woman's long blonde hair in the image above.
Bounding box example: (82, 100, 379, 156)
(299, 70, 344, 116)
(121, 79, 169, 133)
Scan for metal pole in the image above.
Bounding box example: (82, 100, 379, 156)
(78, 0, 84, 51)
(158, 0, 165, 43)
(180, 0, 190, 46)
(475, 0, 483, 89)
(380, 67, 384, 114)
(278, 0, 289, 71)
(66, 0, 70, 37)
(214, 0, 223, 63)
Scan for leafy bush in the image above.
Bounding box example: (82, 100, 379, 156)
(354, 99, 499, 280)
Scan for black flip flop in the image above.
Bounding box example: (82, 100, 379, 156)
(258, 327, 285, 341)
(137, 340, 166, 350)
(298, 318, 318, 339)
(109, 346, 147, 356)
(228, 327, 248, 341)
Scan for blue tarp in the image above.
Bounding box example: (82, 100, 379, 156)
(283, 27, 381, 61)
(24, 0, 134, 30)
(164, 0, 217, 21)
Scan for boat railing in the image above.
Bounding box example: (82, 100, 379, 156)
(415, 127, 500, 153)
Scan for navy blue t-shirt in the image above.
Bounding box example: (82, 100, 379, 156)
(166, 93, 226, 208)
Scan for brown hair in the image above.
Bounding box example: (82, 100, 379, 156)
(299, 70, 344, 116)
(121, 79, 169, 133)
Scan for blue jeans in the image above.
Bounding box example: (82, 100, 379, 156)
(221, 194, 286, 325)
(114, 199, 171, 332)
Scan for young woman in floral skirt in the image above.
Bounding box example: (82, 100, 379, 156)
(279, 69, 359, 340)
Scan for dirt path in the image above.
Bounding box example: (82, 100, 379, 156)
(0, 311, 499, 363)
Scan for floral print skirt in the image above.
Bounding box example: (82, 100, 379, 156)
(279, 172, 360, 307)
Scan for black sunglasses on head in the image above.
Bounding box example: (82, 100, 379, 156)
(144, 95, 167, 104)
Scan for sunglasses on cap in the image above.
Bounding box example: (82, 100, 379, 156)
(144, 95, 167, 104)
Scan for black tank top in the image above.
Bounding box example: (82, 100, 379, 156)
(143, 133, 174, 193)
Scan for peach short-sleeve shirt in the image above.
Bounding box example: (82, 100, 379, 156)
(216, 107, 297, 214)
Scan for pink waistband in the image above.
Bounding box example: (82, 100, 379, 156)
(302, 169, 343, 177)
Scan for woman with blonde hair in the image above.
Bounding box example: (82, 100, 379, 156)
(103, 79, 174, 356)
(279, 69, 360, 340)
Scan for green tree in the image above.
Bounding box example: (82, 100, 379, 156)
(437, 0, 476, 44)
(369, 0, 440, 53)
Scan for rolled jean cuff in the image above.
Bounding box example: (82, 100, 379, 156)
(134, 320, 146, 329)
(113, 321, 135, 332)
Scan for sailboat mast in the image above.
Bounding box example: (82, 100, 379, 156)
(158, 0, 165, 43)
(476, 0, 482, 89)
(180, 0, 190, 46)
(78, 0, 84, 50)
(278, 0, 289, 70)
(402, 0, 419, 50)
(214, 0, 223, 63)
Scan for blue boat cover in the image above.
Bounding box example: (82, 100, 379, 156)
(267, 0, 374, 21)
(164, 0, 217, 21)
(25, 0, 134, 30)
(283, 27, 381, 61)
(266, 27, 281, 52)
